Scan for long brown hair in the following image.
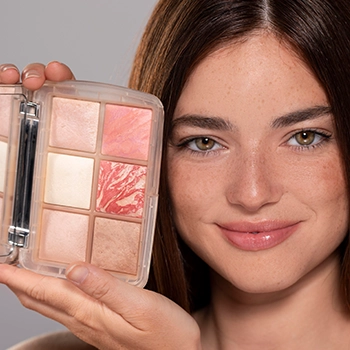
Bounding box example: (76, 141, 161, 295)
(129, 0, 350, 313)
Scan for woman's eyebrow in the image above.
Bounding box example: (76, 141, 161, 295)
(171, 106, 331, 131)
(271, 106, 332, 128)
(171, 114, 234, 131)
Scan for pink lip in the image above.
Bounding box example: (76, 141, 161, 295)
(218, 221, 300, 251)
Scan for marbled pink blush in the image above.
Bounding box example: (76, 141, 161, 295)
(91, 218, 140, 275)
(102, 104, 152, 160)
(96, 161, 146, 218)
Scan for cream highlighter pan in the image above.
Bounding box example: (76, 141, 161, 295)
(0, 81, 163, 287)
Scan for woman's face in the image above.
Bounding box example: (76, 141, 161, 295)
(167, 34, 349, 294)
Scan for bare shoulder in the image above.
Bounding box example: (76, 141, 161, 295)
(7, 331, 97, 350)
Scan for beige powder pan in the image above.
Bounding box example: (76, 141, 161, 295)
(0, 81, 163, 287)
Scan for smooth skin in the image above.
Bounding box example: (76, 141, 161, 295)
(0, 62, 201, 350)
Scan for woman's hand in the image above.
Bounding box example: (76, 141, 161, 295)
(0, 263, 201, 349)
(0, 61, 75, 90)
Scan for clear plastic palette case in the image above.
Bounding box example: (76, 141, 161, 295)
(0, 81, 163, 287)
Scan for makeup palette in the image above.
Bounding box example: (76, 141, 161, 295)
(0, 81, 163, 287)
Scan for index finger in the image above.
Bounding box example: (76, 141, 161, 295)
(45, 61, 75, 81)
(21, 63, 46, 90)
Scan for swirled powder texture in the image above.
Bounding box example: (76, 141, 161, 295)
(96, 161, 146, 218)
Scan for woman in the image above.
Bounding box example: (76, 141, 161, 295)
(1, 0, 350, 348)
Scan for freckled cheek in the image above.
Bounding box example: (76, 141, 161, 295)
(313, 157, 349, 243)
(318, 158, 348, 210)
(286, 154, 348, 215)
(167, 159, 221, 217)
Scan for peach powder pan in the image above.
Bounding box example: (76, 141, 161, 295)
(0, 81, 163, 287)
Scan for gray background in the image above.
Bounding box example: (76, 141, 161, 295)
(0, 1, 158, 348)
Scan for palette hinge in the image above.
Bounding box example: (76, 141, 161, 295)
(20, 100, 40, 119)
(8, 226, 30, 248)
(8, 101, 40, 249)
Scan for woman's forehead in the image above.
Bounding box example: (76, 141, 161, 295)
(174, 34, 327, 124)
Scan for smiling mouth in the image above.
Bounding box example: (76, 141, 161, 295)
(218, 222, 300, 251)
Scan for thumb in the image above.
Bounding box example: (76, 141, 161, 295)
(65, 262, 156, 319)
(66, 263, 202, 348)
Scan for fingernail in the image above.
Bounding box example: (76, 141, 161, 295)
(23, 69, 41, 80)
(0, 64, 18, 73)
(66, 265, 89, 284)
(47, 60, 61, 65)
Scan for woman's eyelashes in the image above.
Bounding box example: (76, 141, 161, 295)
(173, 136, 226, 156)
(170, 128, 333, 156)
(285, 129, 332, 151)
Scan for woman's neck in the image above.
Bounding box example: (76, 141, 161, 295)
(195, 252, 350, 350)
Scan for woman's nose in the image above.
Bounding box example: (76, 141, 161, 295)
(225, 147, 283, 212)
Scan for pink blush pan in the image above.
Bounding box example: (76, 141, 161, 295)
(102, 104, 152, 160)
(97, 161, 146, 217)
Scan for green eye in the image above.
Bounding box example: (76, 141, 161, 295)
(194, 137, 216, 150)
(294, 131, 316, 145)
